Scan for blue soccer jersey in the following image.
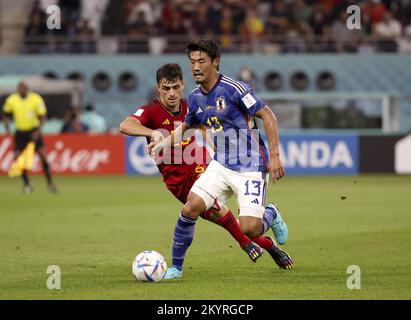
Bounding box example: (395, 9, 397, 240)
(185, 74, 269, 172)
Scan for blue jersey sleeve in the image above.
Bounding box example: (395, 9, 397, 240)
(237, 83, 266, 116)
(185, 95, 201, 127)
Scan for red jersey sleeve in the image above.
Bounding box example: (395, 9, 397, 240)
(130, 106, 151, 127)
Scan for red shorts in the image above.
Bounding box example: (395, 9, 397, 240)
(164, 163, 207, 204)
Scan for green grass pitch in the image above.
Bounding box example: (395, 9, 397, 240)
(0, 175, 410, 300)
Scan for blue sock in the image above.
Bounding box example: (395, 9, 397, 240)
(261, 205, 277, 234)
(171, 213, 197, 271)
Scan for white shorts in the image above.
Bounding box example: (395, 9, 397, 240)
(191, 160, 268, 218)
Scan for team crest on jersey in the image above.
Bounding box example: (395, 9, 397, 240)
(216, 97, 227, 112)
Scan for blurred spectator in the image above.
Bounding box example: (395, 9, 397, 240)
(399, 24, 411, 53)
(283, 27, 308, 53)
(21, 0, 411, 54)
(81, 104, 108, 133)
(72, 18, 96, 53)
(206, 0, 223, 35)
(189, 3, 213, 37)
(125, 11, 150, 53)
(308, 10, 328, 52)
(239, 7, 265, 53)
(266, 0, 290, 37)
(102, 0, 127, 35)
(25, 5, 48, 54)
(126, 0, 157, 26)
(163, 9, 187, 53)
(231, 0, 247, 35)
(292, 0, 313, 29)
(61, 108, 89, 133)
(362, 0, 388, 23)
(29, 0, 47, 22)
(374, 12, 402, 52)
(81, 0, 109, 35)
(331, 10, 359, 52)
(39, 0, 58, 11)
(219, 6, 235, 52)
(59, 0, 81, 26)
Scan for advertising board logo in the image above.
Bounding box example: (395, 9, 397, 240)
(127, 137, 159, 175)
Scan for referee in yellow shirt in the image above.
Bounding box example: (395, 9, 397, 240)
(2, 81, 57, 193)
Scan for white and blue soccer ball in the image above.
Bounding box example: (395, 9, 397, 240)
(132, 250, 167, 282)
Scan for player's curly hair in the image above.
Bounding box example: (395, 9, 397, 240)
(186, 39, 221, 71)
(156, 64, 184, 84)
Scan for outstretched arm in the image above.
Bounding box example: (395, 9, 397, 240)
(147, 121, 190, 156)
(119, 116, 163, 142)
(254, 106, 285, 183)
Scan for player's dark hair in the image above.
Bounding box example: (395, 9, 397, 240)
(156, 64, 183, 84)
(186, 39, 221, 70)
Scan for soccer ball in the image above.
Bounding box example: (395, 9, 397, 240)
(132, 250, 167, 282)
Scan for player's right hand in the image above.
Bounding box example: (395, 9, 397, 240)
(150, 130, 164, 143)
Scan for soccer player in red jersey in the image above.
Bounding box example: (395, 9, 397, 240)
(120, 64, 284, 265)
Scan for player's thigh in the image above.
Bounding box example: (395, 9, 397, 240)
(166, 163, 208, 204)
(14, 131, 30, 153)
(231, 171, 268, 219)
(190, 160, 233, 211)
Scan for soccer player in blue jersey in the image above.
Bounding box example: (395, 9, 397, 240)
(149, 39, 293, 279)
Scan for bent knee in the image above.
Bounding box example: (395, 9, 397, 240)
(182, 193, 206, 218)
(240, 222, 262, 238)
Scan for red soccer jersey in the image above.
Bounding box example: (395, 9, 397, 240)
(131, 99, 209, 193)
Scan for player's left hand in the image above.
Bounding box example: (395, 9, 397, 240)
(147, 139, 162, 155)
(268, 156, 285, 183)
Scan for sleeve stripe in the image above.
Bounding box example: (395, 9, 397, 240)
(221, 79, 245, 94)
(222, 76, 247, 93)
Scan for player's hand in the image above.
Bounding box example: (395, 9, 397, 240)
(268, 156, 285, 183)
(150, 130, 164, 144)
(146, 140, 161, 156)
(147, 139, 168, 165)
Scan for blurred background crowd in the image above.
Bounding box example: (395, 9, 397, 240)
(6, 0, 411, 54)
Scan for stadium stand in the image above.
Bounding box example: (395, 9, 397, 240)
(0, 0, 410, 132)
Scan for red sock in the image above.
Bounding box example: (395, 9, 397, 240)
(251, 236, 274, 250)
(206, 210, 250, 248)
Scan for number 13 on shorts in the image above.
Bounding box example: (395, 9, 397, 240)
(244, 180, 261, 196)
(244, 180, 266, 206)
